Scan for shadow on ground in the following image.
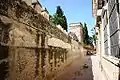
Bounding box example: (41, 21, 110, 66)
(55, 56, 94, 80)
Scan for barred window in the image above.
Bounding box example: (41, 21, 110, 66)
(116, 0, 119, 13)
(98, 0, 103, 9)
(108, 0, 120, 58)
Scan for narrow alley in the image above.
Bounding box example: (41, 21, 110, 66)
(0, 0, 120, 80)
(55, 54, 106, 80)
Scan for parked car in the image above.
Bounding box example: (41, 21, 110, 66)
(86, 50, 96, 55)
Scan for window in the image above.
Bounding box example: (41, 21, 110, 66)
(106, 12, 108, 25)
(108, 1, 120, 58)
(116, 0, 119, 13)
(98, 0, 103, 9)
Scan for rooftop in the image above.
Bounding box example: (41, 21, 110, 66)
(69, 22, 83, 27)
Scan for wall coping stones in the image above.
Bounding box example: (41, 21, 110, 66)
(0, 0, 71, 43)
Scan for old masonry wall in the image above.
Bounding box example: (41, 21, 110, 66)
(0, 0, 85, 80)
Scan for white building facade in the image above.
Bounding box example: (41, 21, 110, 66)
(69, 23, 84, 43)
(92, 0, 120, 80)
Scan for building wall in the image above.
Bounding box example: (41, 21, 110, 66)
(22, 0, 32, 5)
(41, 10, 49, 21)
(93, 0, 120, 80)
(108, 0, 120, 57)
(34, 4, 43, 14)
(22, 0, 49, 21)
(0, 0, 85, 80)
(69, 23, 83, 43)
(101, 1, 120, 80)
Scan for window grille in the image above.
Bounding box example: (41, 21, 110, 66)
(107, 0, 120, 58)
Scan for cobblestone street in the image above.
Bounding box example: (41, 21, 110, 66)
(56, 55, 106, 80)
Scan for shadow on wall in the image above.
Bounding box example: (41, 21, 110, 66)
(55, 55, 94, 80)
(0, 24, 10, 80)
(0, 46, 9, 80)
(118, 61, 120, 80)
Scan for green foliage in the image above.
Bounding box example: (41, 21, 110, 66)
(56, 6, 64, 17)
(83, 23, 89, 45)
(62, 16, 68, 31)
(51, 6, 68, 31)
(91, 27, 97, 45)
(88, 36, 93, 44)
(83, 23, 97, 46)
(92, 34, 97, 45)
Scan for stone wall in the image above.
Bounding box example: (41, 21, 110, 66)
(0, 0, 84, 80)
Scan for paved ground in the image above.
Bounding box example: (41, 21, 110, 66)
(55, 55, 106, 80)
(91, 55, 106, 80)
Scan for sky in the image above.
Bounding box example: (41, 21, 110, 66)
(40, 0, 95, 36)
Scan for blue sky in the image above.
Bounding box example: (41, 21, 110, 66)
(40, 0, 94, 36)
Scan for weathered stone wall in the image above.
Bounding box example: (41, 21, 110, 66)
(0, 0, 84, 80)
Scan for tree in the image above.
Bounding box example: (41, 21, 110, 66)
(56, 6, 64, 17)
(92, 34, 97, 45)
(91, 27, 97, 45)
(88, 36, 93, 45)
(83, 23, 89, 45)
(51, 6, 68, 31)
(63, 16, 68, 31)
